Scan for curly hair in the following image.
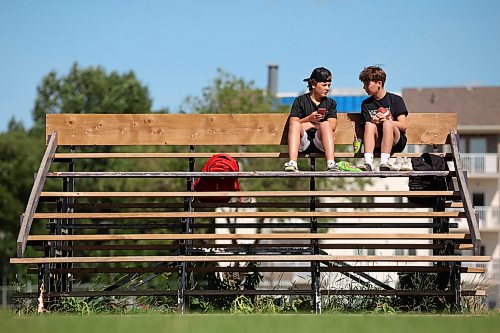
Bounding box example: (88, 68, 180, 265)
(359, 66, 386, 86)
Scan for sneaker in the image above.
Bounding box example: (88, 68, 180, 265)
(327, 161, 340, 172)
(357, 163, 372, 172)
(337, 161, 362, 172)
(389, 157, 403, 171)
(399, 157, 413, 171)
(379, 163, 391, 171)
(284, 161, 299, 172)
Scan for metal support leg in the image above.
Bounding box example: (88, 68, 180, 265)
(63, 147, 75, 293)
(178, 145, 195, 313)
(177, 261, 186, 314)
(449, 262, 462, 312)
(40, 240, 52, 311)
(36, 265, 46, 313)
(309, 157, 321, 314)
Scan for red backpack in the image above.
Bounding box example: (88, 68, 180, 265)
(192, 154, 240, 203)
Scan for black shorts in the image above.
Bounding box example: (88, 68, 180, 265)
(302, 130, 323, 154)
(374, 134, 407, 155)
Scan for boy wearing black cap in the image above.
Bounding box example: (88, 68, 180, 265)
(357, 66, 408, 171)
(284, 67, 338, 172)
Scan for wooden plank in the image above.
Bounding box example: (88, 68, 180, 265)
(34, 265, 484, 275)
(48, 243, 463, 251)
(46, 170, 452, 178)
(33, 211, 465, 219)
(40, 190, 459, 198)
(46, 202, 462, 211)
(46, 113, 457, 146)
(450, 131, 481, 254)
(10, 254, 491, 264)
(16, 132, 58, 258)
(26, 233, 472, 241)
(53, 152, 454, 159)
(38, 265, 486, 274)
(16, 289, 482, 298)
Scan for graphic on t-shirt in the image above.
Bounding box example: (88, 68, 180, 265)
(368, 107, 393, 120)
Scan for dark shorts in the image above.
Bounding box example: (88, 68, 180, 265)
(374, 134, 407, 155)
(302, 130, 323, 154)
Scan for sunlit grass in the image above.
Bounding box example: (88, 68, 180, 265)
(2, 310, 499, 333)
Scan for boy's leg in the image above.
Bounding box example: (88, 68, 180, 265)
(379, 121, 401, 170)
(380, 121, 399, 154)
(316, 121, 335, 161)
(360, 122, 378, 170)
(287, 120, 303, 162)
(316, 121, 338, 171)
(285, 121, 312, 171)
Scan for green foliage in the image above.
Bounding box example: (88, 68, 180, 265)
(393, 272, 447, 312)
(230, 295, 307, 314)
(32, 62, 154, 130)
(190, 267, 263, 312)
(0, 127, 46, 276)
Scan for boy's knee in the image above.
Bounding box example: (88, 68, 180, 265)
(365, 122, 376, 132)
(321, 121, 336, 132)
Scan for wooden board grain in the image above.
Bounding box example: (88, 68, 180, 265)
(10, 254, 491, 264)
(46, 113, 457, 146)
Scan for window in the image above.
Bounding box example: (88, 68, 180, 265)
(367, 248, 375, 255)
(408, 248, 416, 256)
(472, 193, 485, 207)
(470, 138, 487, 153)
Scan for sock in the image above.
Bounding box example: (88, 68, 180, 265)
(364, 153, 374, 166)
(381, 153, 390, 164)
(288, 160, 297, 166)
(327, 159, 336, 166)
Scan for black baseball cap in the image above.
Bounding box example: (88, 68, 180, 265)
(303, 67, 332, 82)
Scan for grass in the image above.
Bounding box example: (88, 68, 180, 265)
(1, 310, 499, 333)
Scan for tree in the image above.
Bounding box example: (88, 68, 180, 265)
(1, 64, 166, 283)
(0, 125, 45, 277)
(182, 68, 284, 115)
(33, 63, 154, 130)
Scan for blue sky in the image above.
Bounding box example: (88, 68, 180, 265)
(1, 0, 499, 132)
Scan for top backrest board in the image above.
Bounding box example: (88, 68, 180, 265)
(46, 113, 457, 146)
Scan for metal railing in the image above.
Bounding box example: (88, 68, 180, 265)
(461, 153, 499, 174)
(475, 206, 500, 230)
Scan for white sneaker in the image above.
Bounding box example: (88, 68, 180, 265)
(389, 157, 412, 171)
(399, 157, 413, 171)
(327, 161, 340, 172)
(284, 161, 299, 172)
(389, 157, 403, 171)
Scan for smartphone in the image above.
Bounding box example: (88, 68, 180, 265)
(317, 108, 326, 116)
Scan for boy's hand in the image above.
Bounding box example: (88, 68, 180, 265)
(309, 111, 324, 123)
(371, 115, 380, 124)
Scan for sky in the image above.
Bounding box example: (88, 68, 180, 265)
(1, 0, 499, 132)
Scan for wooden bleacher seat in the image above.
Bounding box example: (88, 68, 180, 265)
(10, 112, 490, 313)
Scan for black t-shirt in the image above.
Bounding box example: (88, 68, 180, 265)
(360, 92, 408, 136)
(289, 93, 337, 121)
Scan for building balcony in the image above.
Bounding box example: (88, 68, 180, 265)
(452, 206, 499, 232)
(461, 153, 499, 176)
(475, 206, 500, 230)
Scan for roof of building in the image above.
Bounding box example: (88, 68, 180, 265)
(402, 86, 500, 126)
